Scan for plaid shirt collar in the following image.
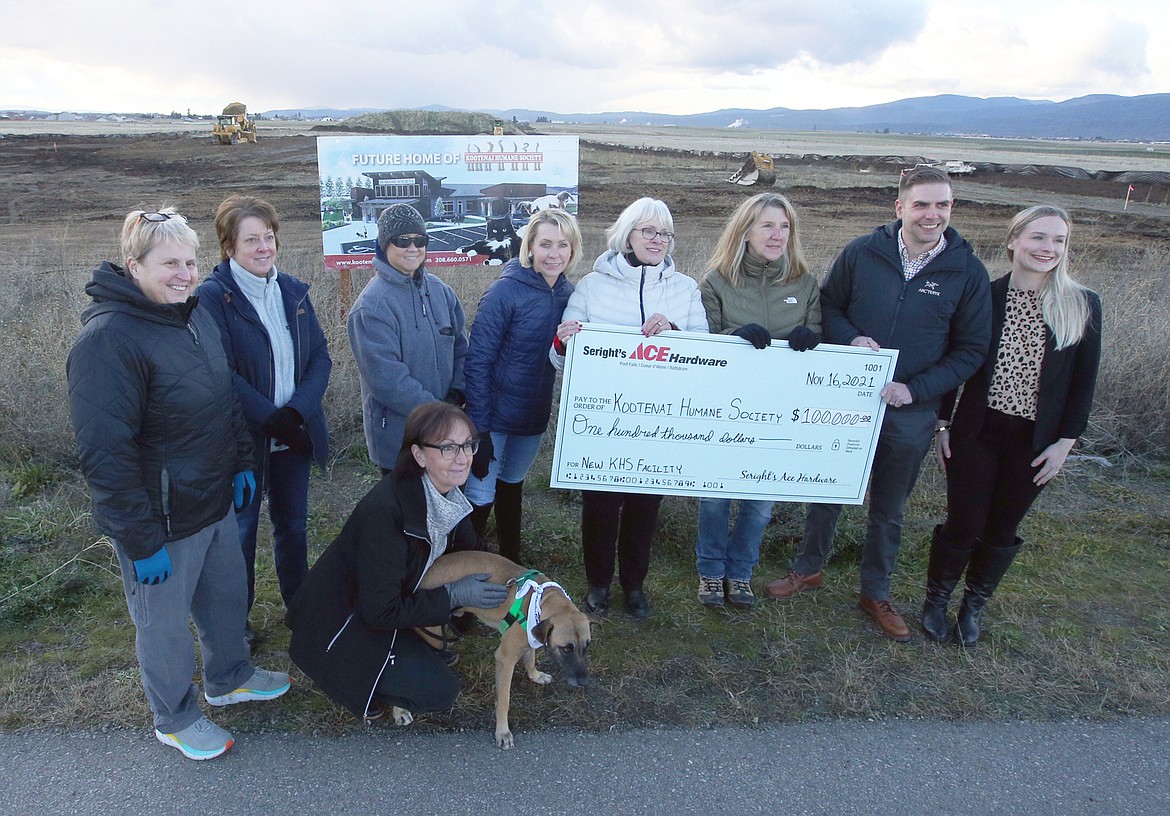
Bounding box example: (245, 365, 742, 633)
(898, 228, 947, 281)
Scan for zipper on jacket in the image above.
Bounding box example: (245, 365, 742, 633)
(326, 613, 355, 651)
(160, 469, 172, 536)
(638, 268, 647, 325)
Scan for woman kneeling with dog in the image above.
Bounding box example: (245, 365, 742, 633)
(288, 402, 508, 720)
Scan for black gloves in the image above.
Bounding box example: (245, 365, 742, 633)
(471, 432, 494, 480)
(444, 388, 466, 407)
(264, 406, 311, 454)
(731, 323, 772, 350)
(787, 325, 821, 352)
(446, 573, 508, 609)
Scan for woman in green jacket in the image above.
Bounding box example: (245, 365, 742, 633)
(695, 193, 822, 608)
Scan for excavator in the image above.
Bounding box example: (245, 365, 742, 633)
(728, 152, 776, 186)
(211, 102, 257, 145)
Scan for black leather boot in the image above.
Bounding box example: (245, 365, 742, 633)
(468, 502, 493, 540)
(956, 538, 1023, 647)
(921, 525, 973, 642)
(493, 479, 524, 563)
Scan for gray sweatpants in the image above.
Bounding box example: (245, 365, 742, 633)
(114, 508, 254, 733)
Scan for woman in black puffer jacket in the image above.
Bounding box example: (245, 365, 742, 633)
(67, 208, 288, 761)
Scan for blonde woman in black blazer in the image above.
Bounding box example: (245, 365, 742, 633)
(925, 205, 1101, 647)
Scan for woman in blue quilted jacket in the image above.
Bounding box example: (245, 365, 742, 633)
(462, 208, 580, 562)
(197, 195, 332, 645)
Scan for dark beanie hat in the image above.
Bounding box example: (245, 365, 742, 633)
(377, 204, 427, 250)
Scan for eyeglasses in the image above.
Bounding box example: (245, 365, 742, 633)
(388, 235, 429, 248)
(138, 211, 188, 224)
(421, 439, 479, 460)
(637, 227, 674, 242)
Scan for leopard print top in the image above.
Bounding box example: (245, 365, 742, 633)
(987, 287, 1046, 420)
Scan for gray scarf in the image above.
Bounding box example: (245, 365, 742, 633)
(420, 473, 472, 576)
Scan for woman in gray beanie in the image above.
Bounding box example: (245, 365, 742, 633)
(347, 204, 469, 473)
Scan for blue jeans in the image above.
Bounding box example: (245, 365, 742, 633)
(795, 410, 936, 600)
(462, 432, 543, 505)
(695, 497, 773, 581)
(237, 447, 311, 609)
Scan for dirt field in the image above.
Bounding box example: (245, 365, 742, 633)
(3, 122, 1169, 266)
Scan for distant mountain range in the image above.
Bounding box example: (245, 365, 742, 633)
(265, 94, 1170, 142)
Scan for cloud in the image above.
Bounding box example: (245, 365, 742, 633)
(0, 0, 1167, 115)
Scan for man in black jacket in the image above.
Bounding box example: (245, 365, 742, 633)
(764, 167, 992, 642)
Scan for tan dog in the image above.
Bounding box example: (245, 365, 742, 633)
(408, 550, 592, 748)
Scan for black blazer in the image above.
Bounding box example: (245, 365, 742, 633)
(940, 274, 1101, 453)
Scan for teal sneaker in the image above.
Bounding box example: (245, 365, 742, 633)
(155, 716, 233, 760)
(205, 668, 291, 707)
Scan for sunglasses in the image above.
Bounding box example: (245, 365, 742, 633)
(138, 211, 189, 224)
(388, 235, 429, 249)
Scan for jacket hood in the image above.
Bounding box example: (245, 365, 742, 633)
(500, 257, 570, 294)
(81, 260, 197, 327)
(208, 259, 310, 302)
(592, 249, 676, 284)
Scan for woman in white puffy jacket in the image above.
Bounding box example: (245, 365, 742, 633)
(552, 197, 708, 620)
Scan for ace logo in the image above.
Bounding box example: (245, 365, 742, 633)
(630, 343, 671, 361)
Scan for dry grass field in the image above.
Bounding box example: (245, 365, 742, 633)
(1, 121, 1168, 737)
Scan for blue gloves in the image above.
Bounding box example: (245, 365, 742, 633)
(446, 573, 509, 610)
(133, 546, 172, 585)
(233, 470, 256, 511)
(731, 323, 772, 349)
(787, 325, 821, 352)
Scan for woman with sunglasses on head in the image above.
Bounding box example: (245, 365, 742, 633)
(67, 208, 290, 761)
(196, 195, 332, 640)
(696, 193, 822, 609)
(924, 205, 1101, 647)
(348, 204, 469, 474)
(288, 401, 505, 722)
(463, 208, 581, 563)
(553, 197, 708, 620)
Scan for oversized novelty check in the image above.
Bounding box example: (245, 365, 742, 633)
(550, 325, 898, 504)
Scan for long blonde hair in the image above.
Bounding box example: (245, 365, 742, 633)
(705, 193, 809, 287)
(1006, 205, 1091, 349)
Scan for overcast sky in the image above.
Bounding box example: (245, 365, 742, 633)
(2, 0, 1166, 115)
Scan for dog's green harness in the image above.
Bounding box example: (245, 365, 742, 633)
(499, 569, 542, 634)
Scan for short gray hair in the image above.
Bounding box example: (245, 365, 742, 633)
(604, 197, 675, 255)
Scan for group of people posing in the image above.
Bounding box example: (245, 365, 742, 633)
(66, 164, 1100, 761)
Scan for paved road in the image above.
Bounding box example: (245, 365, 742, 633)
(3, 719, 1167, 815)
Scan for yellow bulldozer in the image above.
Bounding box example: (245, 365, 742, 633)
(211, 102, 257, 145)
